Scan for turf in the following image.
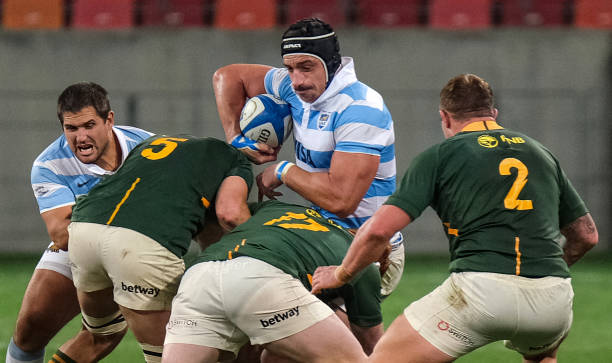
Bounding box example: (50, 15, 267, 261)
(0, 252, 610, 362)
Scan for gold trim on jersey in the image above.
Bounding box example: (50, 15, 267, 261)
(443, 222, 459, 237)
(461, 120, 504, 132)
(515, 237, 522, 275)
(106, 178, 141, 225)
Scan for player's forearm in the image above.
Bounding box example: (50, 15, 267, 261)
(561, 213, 598, 266)
(342, 220, 393, 278)
(283, 167, 362, 217)
(213, 67, 248, 142)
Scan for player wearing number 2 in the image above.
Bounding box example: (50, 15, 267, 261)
(57, 135, 253, 363)
(311, 74, 598, 363)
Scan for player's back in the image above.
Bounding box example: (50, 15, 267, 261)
(71, 135, 252, 258)
(430, 123, 586, 277)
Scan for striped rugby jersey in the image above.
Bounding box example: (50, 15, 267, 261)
(31, 126, 153, 213)
(264, 57, 397, 229)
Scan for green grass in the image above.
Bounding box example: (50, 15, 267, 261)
(1, 253, 610, 362)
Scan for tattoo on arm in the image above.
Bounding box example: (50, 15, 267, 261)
(561, 213, 598, 267)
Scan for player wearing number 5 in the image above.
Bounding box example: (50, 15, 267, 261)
(59, 135, 253, 363)
(311, 74, 598, 362)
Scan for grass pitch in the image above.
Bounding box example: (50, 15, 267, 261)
(1, 252, 610, 362)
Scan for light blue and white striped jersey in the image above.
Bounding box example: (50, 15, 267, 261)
(264, 57, 397, 229)
(31, 126, 153, 213)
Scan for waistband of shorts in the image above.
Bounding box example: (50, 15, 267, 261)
(452, 271, 570, 288)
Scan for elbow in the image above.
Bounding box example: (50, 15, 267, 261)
(585, 230, 599, 250)
(325, 199, 360, 219)
(216, 205, 248, 232)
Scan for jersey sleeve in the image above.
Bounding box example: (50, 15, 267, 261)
(557, 165, 589, 228)
(343, 264, 383, 327)
(264, 68, 294, 100)
(385, 145, 439, 220)
(225, 144, 254, 192)
(31, 162, 75, 213)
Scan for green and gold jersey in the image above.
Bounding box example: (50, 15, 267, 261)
(71, 135, 253, 258)
(198, 200, 382, 327)
(387, 120, 587, 278)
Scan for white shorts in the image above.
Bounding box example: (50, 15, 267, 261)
(165, 257, 333, 356)
(404, 272, 574, 358)
(35, 242, 72, 279)
(381, 233, 405, 297)
(69, 222, 185, 311)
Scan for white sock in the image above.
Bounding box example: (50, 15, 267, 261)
(5, 338, 44, 363)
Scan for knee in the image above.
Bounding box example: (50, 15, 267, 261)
(13, 311, 47, 350)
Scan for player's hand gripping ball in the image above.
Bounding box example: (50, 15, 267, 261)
(239, 94, 293, 148)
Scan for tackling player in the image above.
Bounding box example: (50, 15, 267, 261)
(6, 82, 153, 363)
(162, 200, 384, 363)
(60, 135, 252, 363)
(312, 74, 598, 363)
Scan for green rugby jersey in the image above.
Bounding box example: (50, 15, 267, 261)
(71, 135, 253, 258)
(198, 200, 383, 327)
(387, 120, 587, 278)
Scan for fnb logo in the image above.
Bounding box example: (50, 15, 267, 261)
(500, 135, 525, 144)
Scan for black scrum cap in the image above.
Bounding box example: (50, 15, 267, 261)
(281, 18, 341, 83)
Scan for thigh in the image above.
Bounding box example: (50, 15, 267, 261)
(265, 314, 367, 363)
(369, 314, 454, 363)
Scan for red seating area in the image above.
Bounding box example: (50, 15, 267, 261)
(1, 0, 610, 29)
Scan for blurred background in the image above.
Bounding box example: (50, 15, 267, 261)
(0, 0, 610, 255)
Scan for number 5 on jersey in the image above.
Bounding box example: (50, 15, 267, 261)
(141, 137, 188, 160)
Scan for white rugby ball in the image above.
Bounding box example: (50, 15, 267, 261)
(239, 94, 293, 148)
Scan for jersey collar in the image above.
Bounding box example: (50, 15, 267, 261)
(461, 120, 504, 132)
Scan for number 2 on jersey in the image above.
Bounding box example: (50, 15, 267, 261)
(141, 137, 188, 160)
(498, 158, 533, 210)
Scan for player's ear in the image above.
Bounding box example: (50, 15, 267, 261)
(106, 111, 115, 126)
(492, 108, 499, 119)
(439, 110, 451, 128)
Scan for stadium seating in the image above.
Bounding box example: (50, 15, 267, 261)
(498, 0, 568, 26)
(1, 0, 64, 30)
(357, 0, 423, 27)
(72, 0, 135, 29)
(284, 0, 348, 26)
(213, 0, 277, 29)
(429, 0, 493, 29)
(140, 0, 207, 27)
(574, 0, 612, 28)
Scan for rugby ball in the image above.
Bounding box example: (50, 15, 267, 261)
(239, 94, 293, 148)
